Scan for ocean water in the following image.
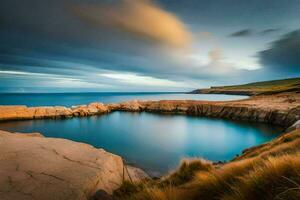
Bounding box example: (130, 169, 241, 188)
(0, 112, 282, 176)
(0, 92, 247, 107)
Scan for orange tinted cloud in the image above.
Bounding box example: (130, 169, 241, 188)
(72, 0, 192, 48)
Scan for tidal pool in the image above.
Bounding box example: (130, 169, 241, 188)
(0, 112, 282, 176)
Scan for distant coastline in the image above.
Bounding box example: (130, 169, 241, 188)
(190, 77, 300, 96)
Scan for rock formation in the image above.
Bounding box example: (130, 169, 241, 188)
(0, 92, 299, 200)
(0, 102, 109, 121)
(110, 93, 300, 128)
(0, 93, 299, 128)
(0, 130, 148, 200)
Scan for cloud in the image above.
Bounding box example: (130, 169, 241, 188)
(259, 30, 300, 74)
(230, 28, 281, 37)
(208, 48, 223, 64)
(260, 28, 281, 35)
(100, 72, 188, 87)
(230, 29, 253, 37)
(72, 0, 192, 49)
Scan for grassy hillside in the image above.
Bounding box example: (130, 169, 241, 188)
(113, 129, 300, 200)
(191, 77, 300, 95)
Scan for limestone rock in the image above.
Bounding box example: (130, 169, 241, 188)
(71, 103, 109, 117)
(0, 130, 147, 200)
(0, 106, 35, 120)
(125, 165, 149, 182)
(106, 103, 120, 111)
(33, 106, 73, 119)
(118, 100, 143, 112)
(88, 102, 109, 114)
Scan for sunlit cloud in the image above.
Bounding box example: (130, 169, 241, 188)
(72, 0, 192, 48)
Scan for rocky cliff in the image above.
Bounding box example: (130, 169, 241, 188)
(0, 130, 148, 200)
(112, 93, 300, 128)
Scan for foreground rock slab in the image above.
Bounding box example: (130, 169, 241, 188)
(0, 131, 148, 200)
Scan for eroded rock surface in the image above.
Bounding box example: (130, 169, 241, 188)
(0, 130, 148, 200)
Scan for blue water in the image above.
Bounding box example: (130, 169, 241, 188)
(0, 112, 281, 176)
(0, 92, 247, 107)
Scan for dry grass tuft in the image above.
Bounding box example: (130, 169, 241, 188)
(160, 158, 213, 186)
(114, 130, 300, 200)
(223, 154, 300, 200)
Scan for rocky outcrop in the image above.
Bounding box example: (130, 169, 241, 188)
(114, 100, 145, 112)
(0, 130, 148, 200)
(110, 93, 300, 128)
(0, 102, 109, 121)
(72, 103, 109, 117)
(0, 93, 299, 128)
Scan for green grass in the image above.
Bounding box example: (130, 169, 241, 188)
(211, 77, 300, 95)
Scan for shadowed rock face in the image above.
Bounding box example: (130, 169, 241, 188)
(0, 130, 148, 200)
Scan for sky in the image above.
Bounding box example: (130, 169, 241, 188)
(0, 0, 299, 92)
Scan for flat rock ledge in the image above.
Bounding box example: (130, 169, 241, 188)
(0, 130, 148, 200)
(0, 102, 109, 121)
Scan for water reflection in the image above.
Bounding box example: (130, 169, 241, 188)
(0, 112, 282, 176)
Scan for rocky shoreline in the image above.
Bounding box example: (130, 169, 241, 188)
(0, 92, 299, 200)
(1, 92, 299, 128)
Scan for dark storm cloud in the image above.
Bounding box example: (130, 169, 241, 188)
(230, 29, 253, 37)
(259, 30, 300, 74)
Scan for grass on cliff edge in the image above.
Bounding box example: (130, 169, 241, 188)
(114, 129, 300, 200)
(201, 77, 300, 94)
